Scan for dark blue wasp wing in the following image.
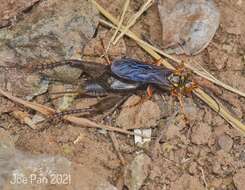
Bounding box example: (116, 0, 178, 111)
(111, 58, 173, 88)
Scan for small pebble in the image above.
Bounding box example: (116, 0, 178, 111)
(191, 123, 212, 145)
(218, 135, 233, 152)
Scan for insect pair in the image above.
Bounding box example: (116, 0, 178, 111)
(31, 58, 196, 122)
(58, 58, 193, 96)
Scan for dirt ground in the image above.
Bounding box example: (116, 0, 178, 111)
(0, 0, 244, 190)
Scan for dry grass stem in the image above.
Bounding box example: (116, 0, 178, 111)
(12, 110, 37, 129)
(112, 0, 154, 45)
(109, 131, 126, 165)
(106, 0, 130, 52)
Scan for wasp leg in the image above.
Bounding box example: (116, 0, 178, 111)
(147, 85, 154, 97)
(177, 93, 190, 126)
(183, 81, 198, 95)
(171, 89, 190, 127)
(37, 107, 92, 132)
(124, 86, 154, 109)
(100, 38, 112, 65)
(155, 59, 162, 66)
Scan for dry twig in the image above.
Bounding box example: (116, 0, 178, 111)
(106, 0, 130, 52)
(109, 131, 126, 165)
(112, 0, 154, 45)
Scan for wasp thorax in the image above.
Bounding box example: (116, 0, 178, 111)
(168, 74, 181, 87)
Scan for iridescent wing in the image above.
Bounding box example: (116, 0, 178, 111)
(111, 58, 173, 88)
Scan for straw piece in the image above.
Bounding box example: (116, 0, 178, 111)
(107, 0, 130, 52)
(90, 0, 245, 134)
(12, 111, 37, 129)
(0, 88, 146, 137)
(0, 88, 55, 116)
(100, 19, 174, 69)
(112, 0, 154, 45)
(194, 88, 245, 134)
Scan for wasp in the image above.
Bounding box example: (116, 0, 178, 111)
(82, 58, 195, 99)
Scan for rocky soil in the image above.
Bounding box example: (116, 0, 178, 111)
(0, 0, 244, 190)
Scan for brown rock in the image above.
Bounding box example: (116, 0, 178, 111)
(226, 56, 244, 71)
(219, 71, 245, 93)
(165, 117, 181, 140)
(233, 169, 245, 190)
(116, 95, 161, 129)
(188, 162, 198, 175)
(207, 49, 228, 70)
(210, 178, 223, 189)
(212, 161, 222, 174)
(0, 0, 40, 28)
(217, 134, 233, 152)
(191, 123, 212, 145)
(170, 174, 205, 190)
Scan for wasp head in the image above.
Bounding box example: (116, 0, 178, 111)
(167, 72, 191, 88)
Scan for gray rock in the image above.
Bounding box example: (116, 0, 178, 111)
(0, 0, 99, 98)
(0, 129, 73, 190)
(25, 74, 49, 100)
(2, 0, 98, 65)
(217, 134, 233, 152)
(48, 83, 78, 111)
(124, 153, 151, 190)
(158, 0, 220, 55)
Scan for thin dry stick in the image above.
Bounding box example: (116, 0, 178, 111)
(112, 0, 154, 45)
(0, 88, 147, 137)
(90, 0, 245, 134)
(0, 88, 55, 115)
(106, 0, 130, 52)
(109, 131, 126, 165)
(199, 166, 208, 190)
(193, 88, 244, 134)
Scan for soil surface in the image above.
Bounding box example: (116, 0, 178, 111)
(0, 0, 244, 190)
